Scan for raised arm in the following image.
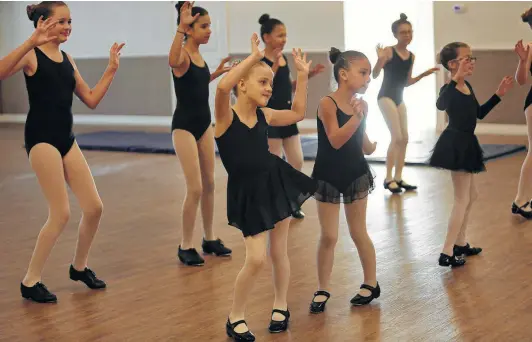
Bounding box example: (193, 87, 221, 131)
(406, 54, 439, 87)
(0, 17, 58, 80)
(263, 48, 310, 126)
(168, 2, 198, 71)
(436, 59, 470, 111)
(514, 40, 532, 85)
(477, 76, 513, 119)
(214, 33, 264, 136)
(68, 43, 124, 110)
(372, 45, 392, 79)
(318, 96, 365, 150)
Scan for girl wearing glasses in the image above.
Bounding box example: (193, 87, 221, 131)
(430, 42, 513, 267)
(373, 13, 438, 194)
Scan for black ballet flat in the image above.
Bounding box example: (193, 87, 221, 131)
(395, 179, 417, 191)
(268, 308, 290, 333)
(292, 209, 305, 219)
(384, 180, 402, 194)
(309, 290, 330, 314)
(511, 201, 532, 219)
(20, 282, 57, 303)
(350, 283, 380, 306)
(226, 319, 255, 341)
(453, 243, 482, 257)
(438, 253, 466, 267)
(69, 265, 106, 289)
(178, 246, 205, 266)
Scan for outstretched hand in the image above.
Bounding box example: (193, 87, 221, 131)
(292, 48, 312, 75)
(515, 40, 529, 61)
(495, 76, 514, 97)
(423, 66, 440, 77)
(108, 42, 125, 71)
(29, 16, 59, 46)
(178, 1, 199, 29)
(250, 33, 265, 59)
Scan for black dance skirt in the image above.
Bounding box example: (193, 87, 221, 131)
(225, 156, 318, 237)
(428, 129, 486, 173)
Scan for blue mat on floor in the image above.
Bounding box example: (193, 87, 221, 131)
(75, 131, 526, 165)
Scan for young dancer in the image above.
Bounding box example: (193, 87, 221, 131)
(258, 13, 325, 219)
(169, 1, 233, 266)
(373, 13, 439, 194)
(0, 1, 123, 303)
(215, 33, 317, 341)
(430, 42, 513, 267)
(309, 47, 380, 314)
(511, 7, 532, 219)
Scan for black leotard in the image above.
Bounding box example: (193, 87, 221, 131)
(525, 63, 532, 111)
(215, 108, 317, 237)
(429, 80, 501, 173)
(24, 47, 76, 157)
(262, 56, 299, 139)
(312, 96, 375, 203)
(171, 56, 211, 141)
(377, 48, 413, 106)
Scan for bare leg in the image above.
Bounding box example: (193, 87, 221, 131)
(172, 129, 203, 250)
(22, 143, 70, 287)
(281, 135, 303, 171)
(313, 201, 340, 303)
(268, 137, 283, 157)
(345, 196, 377, 297)
(63, 143, 104, 271)
(228, 231, 268, 333)
(269, 217, 291, 321)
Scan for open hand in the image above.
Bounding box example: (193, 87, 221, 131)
(178, 1, 199, 29)
(108, 42, 125, 71)
(310, 63, 325, 77)
(376, 44, 389, 61)
(29, 16, 59, 46)
(250, 33, 264, 59)
(292, 48, 312, 75)
(515, 40, 529, 61)
(496, 76, 514, 97)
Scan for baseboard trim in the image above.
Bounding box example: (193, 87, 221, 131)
(0, 114, 319, 130)
(475, 123, 528, 136)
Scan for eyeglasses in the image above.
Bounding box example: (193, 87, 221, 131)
(451, 56, 477, 63)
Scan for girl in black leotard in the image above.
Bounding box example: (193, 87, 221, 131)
(308, 48, 380, 314)
(373, 13, 438, 194)
(215, 34, 316, 341)
(258, 14, 325, 219)
(169, 2, 233, 266)
(511, 7, 532, 219)
(0, 1, 123, 303)
(430, 42, 513, 267)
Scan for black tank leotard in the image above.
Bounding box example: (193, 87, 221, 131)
(262, 55, 299, 139)
(215, 108, 317, 237)
(171, 55, 211, 141)
(525, 63, 532, 111)
(377, 48, 413, 106)
(24, 48, 76, 157)
(311, 96, 375, 204)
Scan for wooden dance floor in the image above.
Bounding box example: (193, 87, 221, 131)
(1, 123, 531, 341)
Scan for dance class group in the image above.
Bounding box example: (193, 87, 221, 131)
(2, 0, 532, 340)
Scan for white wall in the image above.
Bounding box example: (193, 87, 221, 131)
(434, 1, 531, 51)
(226, 1, 344, 53)
(0, 1, 176, 59)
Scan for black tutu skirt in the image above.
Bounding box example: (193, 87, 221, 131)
(226, 156, 318, 237)
(312, 162, 376, 204)
(428, 129, 486, 173)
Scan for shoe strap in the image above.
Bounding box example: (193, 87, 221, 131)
(360, 283, 378, 293)
(228, 319, 247, 329)
(272, 308, 290, 317)
(313, 290, 330, 298)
